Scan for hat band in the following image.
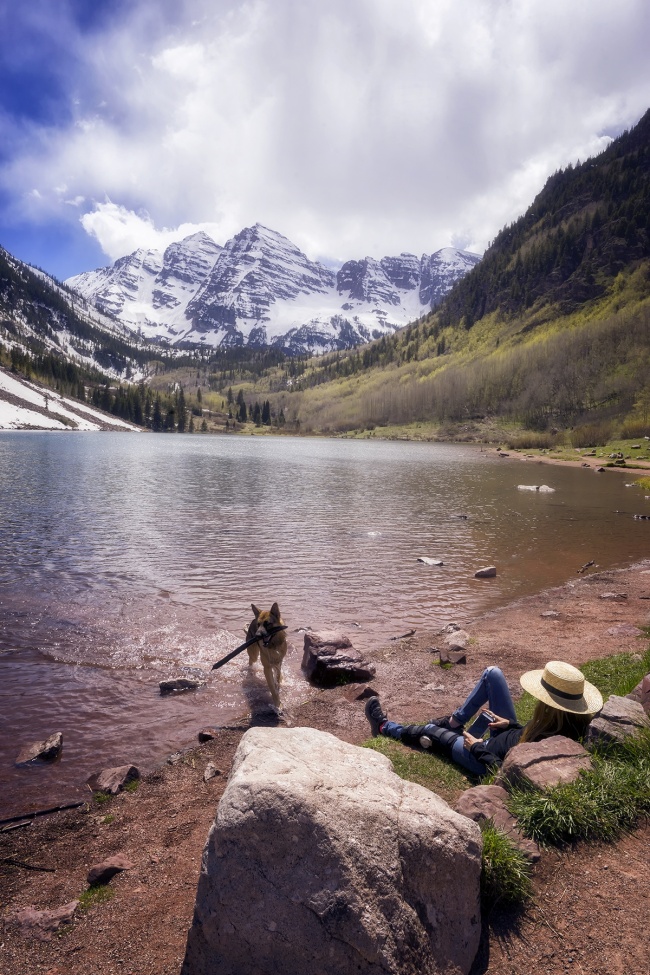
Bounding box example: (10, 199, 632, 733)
(541, 676, 583, 701)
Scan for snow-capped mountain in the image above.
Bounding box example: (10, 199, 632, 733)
(0, 244, 145, 380)
(66, 224, 480, 353)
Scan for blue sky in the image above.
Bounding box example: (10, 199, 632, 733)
(1, 0, 650, 282)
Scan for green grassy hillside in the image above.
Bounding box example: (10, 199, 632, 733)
(213, 110, 650, 444)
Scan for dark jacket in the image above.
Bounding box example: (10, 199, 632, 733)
(468, 721, 525, 770)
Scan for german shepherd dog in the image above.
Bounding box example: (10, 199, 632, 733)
(246, 603, 287, 709)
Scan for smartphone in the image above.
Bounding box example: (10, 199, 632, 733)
(483, 710, 497, 721)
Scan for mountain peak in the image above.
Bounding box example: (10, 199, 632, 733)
(66, 226, 480, 352)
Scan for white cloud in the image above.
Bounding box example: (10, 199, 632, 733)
(1, 0, 649, 269)
(80, 201, 223, 260)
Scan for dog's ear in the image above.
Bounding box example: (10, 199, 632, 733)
(251, 604, 261, 619)
(270, 602, 280, 620)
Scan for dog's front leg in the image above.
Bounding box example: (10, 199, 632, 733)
(263, 663, 281, 708)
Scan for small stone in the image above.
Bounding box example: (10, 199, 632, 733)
(439, 649, 467, 665)
(599, 592, 628, 600)
(159, 677, 203, 695)
(5, 901, 79, 941)
(198, 728, 218, 742)
(87, 765, 140, 796)
(500, 736, 592, 790)
(474, 566, 497, 578)
(87, 855, 133, 887)
(541, 611, 560, 619)
(203, 763, 221, 783)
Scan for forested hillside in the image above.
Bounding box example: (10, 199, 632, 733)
(229, 109, 650, 442)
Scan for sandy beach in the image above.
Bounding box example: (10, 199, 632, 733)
(1, 560, 649, 975)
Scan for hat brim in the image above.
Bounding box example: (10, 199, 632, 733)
(520, 669, 603, 716)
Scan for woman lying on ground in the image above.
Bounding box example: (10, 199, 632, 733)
(364, 660, 603, 776)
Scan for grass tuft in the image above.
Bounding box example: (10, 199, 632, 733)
(78, 884, 115, 912)
(480, 823, 533, 908)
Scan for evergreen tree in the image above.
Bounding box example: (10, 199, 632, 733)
(177, 388, 187, 432)
(152, 394, 163, 431)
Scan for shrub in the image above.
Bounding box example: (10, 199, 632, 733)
(619, 418, 648, 439)
(505, 431, 558, 450)
(569, 421, 614, 448)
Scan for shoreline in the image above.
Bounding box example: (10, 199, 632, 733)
(1, 559, 649, 974)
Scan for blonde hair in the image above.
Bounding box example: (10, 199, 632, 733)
(520, 700, 592, 744)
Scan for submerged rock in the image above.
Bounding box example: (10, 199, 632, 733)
(15, 732, 63, 766)
(160, 677, 204, 695)
(474, 566, 497, 579)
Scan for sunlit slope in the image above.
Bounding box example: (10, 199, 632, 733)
(259, 110, 650, 437)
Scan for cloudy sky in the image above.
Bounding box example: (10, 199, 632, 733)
(1, 0, 649, 281)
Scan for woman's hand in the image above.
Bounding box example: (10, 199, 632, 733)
(463, 730, 481, 750)
(481, 709, 510, 730)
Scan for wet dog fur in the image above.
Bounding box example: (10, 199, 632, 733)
(246, 602, 287, 709)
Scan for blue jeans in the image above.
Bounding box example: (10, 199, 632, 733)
(381, 666, 518, 776)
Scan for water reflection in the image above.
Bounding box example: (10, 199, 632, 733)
(1, 432, 648, 816)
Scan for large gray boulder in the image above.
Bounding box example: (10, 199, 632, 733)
(182, 727, 482, 975)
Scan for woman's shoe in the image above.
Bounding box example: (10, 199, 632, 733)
(430, 714, 464, 731)
(365, 697, 387, 736)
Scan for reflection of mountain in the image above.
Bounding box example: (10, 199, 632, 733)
(67, 224, 480, 353)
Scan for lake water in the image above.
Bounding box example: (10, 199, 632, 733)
(1, 432, 648, 819)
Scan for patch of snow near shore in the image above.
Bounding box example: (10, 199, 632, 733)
(0, 398, 69, 430)
(0, 369, 140, 432)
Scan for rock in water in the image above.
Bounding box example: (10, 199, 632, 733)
(301, 630, 376, 686)
(181, 727, 482, 975)
(15, 732, 63, 765)
(474, 566, 497, 579)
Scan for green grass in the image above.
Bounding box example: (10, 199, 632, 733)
(480, 823, 533, 909)
(634, 475, 650, 491)
(580, 645, 650, 701)
(363, 736, 470, 801)
(78, 884, 115, 912)
(363, 643, 650, 906)
(123, 779, 139, 793)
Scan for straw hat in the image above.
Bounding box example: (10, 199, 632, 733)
(520, 660, 603, 716)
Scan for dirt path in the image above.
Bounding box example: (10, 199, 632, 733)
(1, 561, 649, 975)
